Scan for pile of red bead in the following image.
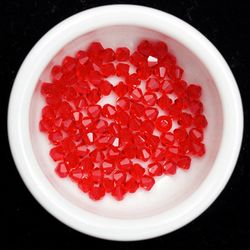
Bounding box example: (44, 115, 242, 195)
(40, 40, 207, 201)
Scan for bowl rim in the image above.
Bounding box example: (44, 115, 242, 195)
(8, 4, 243, 241)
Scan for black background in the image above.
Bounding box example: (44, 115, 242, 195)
(2, 0, 250, 249)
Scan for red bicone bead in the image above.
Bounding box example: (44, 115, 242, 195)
(137, 40, 153, 56)
(48, 131, 63, 145)
(101, 160, 115, 174)
(145, 134, 160, 151)
(87, 89, 101, 104)
(136, 63, 151, 80)
(173, 128, 188, 142)
(157, 95, 172, 110)
(89, 182, 105, 201)
(177, 155, 191, 169)
(51, 65, 63, 82)
(155, 116, 172, 132)
(189, 128, 203, 142)
(189, 100, 203, 114)
(116, 97, 130, 111)
(114, 82, 128, 97)
(86, 105, 101, 119)
(99, 80, 113, 96)
(129, 88, 143, 101)
(115, 47, 130, 61)
(141, 120, 154, 134)
(62, 56, 77, 73)
(69, 168, 83, 182)
(55, 162, 68, 178)
(144, 107, 159, 121)
(88, 70, 103, 86)
(95, 134, 114, 149)
(163, 161, 177, 175)
(107, 146, 121, 160)
(112, 185, 126, 201)
(125, 178, 139, 193)
(148, 162, 163, 177)
(113, 170, 127, 185)
(128, 117, 141, 131)
(130, 164, 145, 181)
(137, 147, 151, 162)
(108, 122, 120, 135)
(143, 92, 157, 106)
(64, 153, 79, 170)
(153, 41, 168, 59)
(116, 63, 130, 77)
(82, 117, 94, 130)
(152, 147, 166, 162)
(178, 112, 193, 127)
(87, 42, 104, 59)
(94, 119, 108, 133)
(126, 73, 140, 86)
(160, 79, 174, 94)
(130, 51, 146, 67)
(102, 104, 116, 119)
(123, 145, 136, 158)
(117, 158, 132, 171)
(78, 178, 91, 193)
(193, 114, 208, 129)
(130, 102, 145, 118)
(100, 63, 116, 77)
(99, 48, 115, 63)
(115, 110, 130, 126)
(91, 167, 104, 182)
(133, 133, 146, 146)
(103, 178, 114, 193)
(140, 175, 155, 191)
(90, 149, 105, 163)
(42, 105, 56, 120)
(50, 146, 64, 161)
(187, 84, 202, 99)
(191, 141, 206, 156)
(160, 132, 175, 146)
(146, 78, 160, 91)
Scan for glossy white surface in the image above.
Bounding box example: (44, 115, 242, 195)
(8, 5, 243, 241)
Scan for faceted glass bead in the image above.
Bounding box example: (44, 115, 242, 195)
(115, 47, 130, 61)
(145, 134, 160, 151)
(116, 63, 130, 77)
(137, 40, 153, 56)
(178, 112, 193, 127)
(155, 116, 172, 132)
(99, 80, 113, 96)
(108, 122, 120, 135)
(48, 131, 63, 145)
(130, 51, 146, 67)
(113, 170, 126, 184)
(137, 147, 151, 162)
(107, 146, 121, 160)
(116, 97, 130, 111)
(126, 73, 140, 86)
(187, 84, 202, 99)
(117, 158, 132, 171)
(99, 48, 115, 63)
(130, 102, 145, 118)
(103, 178, 114, 193)
(163, 161, 177, 175)
(95, 134, 114, 149)
(160, 79, 174, 94)
(90, 149, 105, 163)
(136, 63, 151, 80)
(147, 56, 158, 67)
(115, 110, 130, 126)
(189, 128, 203, 142)
(191, 141, 206, 156)
(64, 153, 79, 170)
(88, 183, 105, 201)
(88, 70, 103, 86)
(128, 117, 141, 131)
(144, 107, 159, 121)
(160, 132, 175, 146)
(42, 105, 56, 120)
(152, 147, 166, 161)
(82, 117, 94, 130)
(114, 82, 128, 97)
(173, 128, 188, 142)
(94, 119, 108, 133)
(51, 65, 63, 82)
(141, 120, 154, 134)
(102, 104, 116, 119)
(87, 89, 101, 104)
(91, 168, 104, 182)
(86, 105, 101, 119)
(130, 164, 145, 181)
(100, 63, 116, 77)
(148, 162, 163, 176)
(87, 42, 104, 59)
(112, 185, 126, 201)
(69, 167, 83, 182)
(177, 155, 191, 169)
(133, 133, 146, 146)
(125, 178, 139, 193)
(101, 160, 115, 174)
(193, 114, 208, 129)
(140, 175, 155, 191)
(153, 41, 168, 59)
(62, 56, 77, 73)
(50, 146, 64, 161)
(189, 100, 203, 114)
(157, 94, 172, 110)
(55, 162, 68, 178)
(78, 178, 91, 193)
(143, 92, 157, 106)
(146, 78, 160, 91)
(129, 88, 143, 101)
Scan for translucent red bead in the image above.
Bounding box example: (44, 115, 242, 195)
(40, 40, 207, 201)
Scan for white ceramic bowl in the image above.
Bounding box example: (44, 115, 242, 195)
(8, 5, 243, 241)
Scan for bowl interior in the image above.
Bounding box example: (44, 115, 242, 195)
(30, 25, 223, 219)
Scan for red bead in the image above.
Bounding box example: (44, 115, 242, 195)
(42, 105, 56, 120)
(64, 153, 79, 170)
(177, 155, 191, 169)
(130, 102, 145, 118)
(87, 42, 104, 59)
(133, 133, 146, 146)
(82, 117, 94, 130)
(76, 50, 88, 63)
(81, 158, 94, 176)
(157, 95, 172, 110)
(178, 112, 193, 127)
(83, 132, 94, 145)
(193, 114, 208, 128)
(189, 128, 203, 142)
(100, 63, 116, 77)
(108, 122, 120, 135)
(137, 147, 151, 162)
(115, 47, 130, 61)
(140, 175, 155, 191)
(41, 82, 57, 97)
(74, 96, 87, 110)
(86, 105, 101, 119)
(130, 164, 145, 181)
(129, 88, 143, 101)
(130, 51, 146, 66)
(155, 116, 172, 132)
(187, 84, 202, 99)
(114, 82, 128, 97)
(152, 147, 166, 161)
(115, 110, 130, 126)
(153, 41, 168, 59)
(113, 170, 126, 185)
(144, 107, 159, 121)
(112, 185, 126, 201)
(146, 78, 160, 91)
(103, 178, 114, 193)
(91, 168, 104, 182)
(160, 132, 175, 146)
(191, 141, 206, 156)
(101, 160, 115, 174)
(163, 161, 177, 175)
(148, 162, 163, 176)
(51, 65, 63, 82)
(87, 89, 101, 104)
(99, 48, 115, 63)
(189, 100, 203, 114)
(88, 70, 102, 86)
(126, 73, 140, 86)
(141, 120, 154, 134)
(62, 56, 77, 73)
(116, 97, 130, 111)
(95, 134, 114, 149)
(137, 40, 153, 56)
(143, 92, 157, 106)
(125, 178, 139, 193)
(94, 119, 108, 133)
(128, 117, 141, 131)
(102, 104, 116, 119)
(50, 146, 64, 161)
(99, 80, 113, 96)
(69, 168, 83, 182)
(46, 95, 61, 106)
(173, 128, 188, 142)
(136, 63, 151, 80)
(48, 131, 63, 145)
(145, 134, 160, 151)
(78, 178, 91, 193)
(55, 162, 68, 178)
(116, 63, 130, 77)
(89, 183, 105, 201)
(117, 158, 132, 171)
(123, 145, 136, 158)
(160, 79, 174, 94)
(107, 147, 121, 160)
(89, 149, 104, 163)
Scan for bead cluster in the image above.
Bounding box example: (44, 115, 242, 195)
(40, 40, 207, 201)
